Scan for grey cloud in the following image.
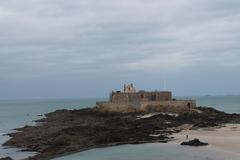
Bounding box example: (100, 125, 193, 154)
(0, 0, 240, 98)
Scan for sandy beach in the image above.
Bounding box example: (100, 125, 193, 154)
(172, 124, 240, 154)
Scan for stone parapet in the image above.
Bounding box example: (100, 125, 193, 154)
(96, 100, 196, 113)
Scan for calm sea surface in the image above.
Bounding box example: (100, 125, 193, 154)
(0, 96, 239, 160)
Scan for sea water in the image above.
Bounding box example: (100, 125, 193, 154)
(0, 96, 239, 159)
(0, 98, 103, 159)
(54, 143, 240, 160)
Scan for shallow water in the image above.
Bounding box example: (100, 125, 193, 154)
(0, 96, 239, 159)
(53, 143, 240, 160)
(196, 95, 240, 113)
(0, 98, 103, 159)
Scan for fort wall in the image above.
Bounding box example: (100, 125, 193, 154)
(96, 100, 196, 113)
(96, 84, 197, 113)
(139, 100, 196, 112)
(111, 91, 172, 103)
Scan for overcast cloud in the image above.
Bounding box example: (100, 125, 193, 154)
(0, 0, 240, 99)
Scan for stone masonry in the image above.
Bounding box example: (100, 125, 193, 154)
(96, 84, 196, 112)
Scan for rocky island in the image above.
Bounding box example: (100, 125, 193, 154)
(3, 84, 240, 160)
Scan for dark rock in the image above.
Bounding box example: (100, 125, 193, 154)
(181, 138, 208, 146)
(3, 106, 240, 160)
(0, 157, 13, 160)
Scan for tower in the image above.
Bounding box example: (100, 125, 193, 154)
(124, 83, 136, 93)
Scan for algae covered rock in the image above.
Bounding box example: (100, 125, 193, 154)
(181, 138, 208, 146)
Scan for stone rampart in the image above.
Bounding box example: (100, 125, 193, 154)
(111, 91, 172, 103)
(96, 100, 196, 113)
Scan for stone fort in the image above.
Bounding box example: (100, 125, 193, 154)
(96, 84, 196, 112)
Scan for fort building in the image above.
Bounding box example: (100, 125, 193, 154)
(96, 84, 196, 112)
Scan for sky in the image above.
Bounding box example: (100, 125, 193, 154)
(0, 0, 240, 99)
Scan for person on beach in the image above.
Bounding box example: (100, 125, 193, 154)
(186, 135, 188, 140)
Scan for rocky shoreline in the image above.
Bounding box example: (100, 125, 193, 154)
(3, 106, 240, 160)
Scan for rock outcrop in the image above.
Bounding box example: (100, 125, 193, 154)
(3, 106, 240, 160)
(181, 138, 208, 146)
(0, 157, 13, 160)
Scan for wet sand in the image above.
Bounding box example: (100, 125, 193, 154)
(172, 124, 240, 154)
